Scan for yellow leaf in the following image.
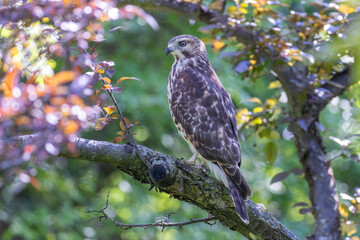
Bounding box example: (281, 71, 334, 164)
(268, 81, 282, 89)
(239, 8, 248, 14)
(124, 117, 131, 126)
(339, 203, 349, 218)
(288, 62, 294, 67)
(102, 77, 111, 84)
(95, 118, 107, 131)
(119, 118, 132, 131)
(103, 84, 111, 89)
(240, 3, 248, 8)
(253, 106, 263, 113)
(338, 4, 356, 14)
(212, 40, 226, 54)
(251, 117, 262, 125)
(227, 6, 237, 13)
(119, 121, 126, 131)
(97, 69, 104, 74)
(103, 106, 116, 115)
(247, 97, 262, 105)
(266, 98, 277, 107)
(249, 60, 257, 65)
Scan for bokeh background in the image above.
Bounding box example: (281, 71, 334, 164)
(1, 5, 360, 240)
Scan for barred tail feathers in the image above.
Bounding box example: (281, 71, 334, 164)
(220, 164, 252, 224)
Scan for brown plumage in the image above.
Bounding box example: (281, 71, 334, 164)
(166, 35, 252, 223)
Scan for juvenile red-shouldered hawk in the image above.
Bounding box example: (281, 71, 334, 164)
(166, 35, 252, 223)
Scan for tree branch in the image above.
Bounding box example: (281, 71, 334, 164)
(273, 66, 350, 240)
(5, 134, 299, 240)
(85, 190, 217, 230)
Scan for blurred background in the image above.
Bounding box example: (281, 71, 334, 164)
(1, 3, 360, 240)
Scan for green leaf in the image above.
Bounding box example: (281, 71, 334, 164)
(264, 142, 278, 165)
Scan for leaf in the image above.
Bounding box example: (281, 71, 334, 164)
(49, 71, 76, 87)
(299, 207, 313, 214)
(270, 171, 291, 184)
(1, 68, 19, 96)
(219, 51, 246, 58)
(88, 72, 101, 87)
(119, 118, 132, 131)
(338, 4, 356, 14)
(112, 87, 122, 93)
(99, 61, 115, 68)
(269, 130, 280, 140)
(253, 106, 263, 113)
(113, 136, 124, 143)
(268, 80, 282, 89)
(293, 202, 309, 208)
(106, 67, 115, 78)
(329, 136, 351, 148)
(297, 117, 314, 131)
(247, 97, 262, 105)
(124, 5, 159, 30)
(95, 118, 107, 131)
(198, 24, 219, 32)
(102, 77, 111, 84)
(103, 106, 116, 115)
(97, 69, 104, 74)
(30, 176, 42, 190)
(266, 98, 277, 107)
(102, 84, 111, 89)
(339, 203, 349, 218)
(234, 60, 250, 74)
(264, 142, 278, 165)
(270, 168, 303, 184)
(212, 40, 226, 54)
(111, 114, 119, 119)
(117, 77, 142, 84)
(116, 131, 124, 136)
(108, 26, 122, 34)
(249, 59, 257, 65)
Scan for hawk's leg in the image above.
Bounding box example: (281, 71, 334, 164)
(188, 152, 199, 165)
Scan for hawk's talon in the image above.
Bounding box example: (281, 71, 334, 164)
(188, 152, 199, 165)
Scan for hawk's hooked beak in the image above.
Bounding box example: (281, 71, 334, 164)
(166, 47, 173, 56)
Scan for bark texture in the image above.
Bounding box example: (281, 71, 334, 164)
(5, 135, 299, 240)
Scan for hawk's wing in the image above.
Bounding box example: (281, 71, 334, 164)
(169, 66, 241, 167)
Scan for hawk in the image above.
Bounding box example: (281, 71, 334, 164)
(166, 35, 252, 223)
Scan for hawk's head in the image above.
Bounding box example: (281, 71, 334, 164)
(166, 35, 207, 60)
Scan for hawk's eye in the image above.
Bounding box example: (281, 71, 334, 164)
(179, 41, 187, 47)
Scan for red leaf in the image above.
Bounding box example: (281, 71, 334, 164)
(113, 136, 124, 143)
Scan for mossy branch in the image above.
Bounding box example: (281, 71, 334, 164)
(6, 134, 299, 240)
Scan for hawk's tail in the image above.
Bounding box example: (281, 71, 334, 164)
(220, 164, 252, 224)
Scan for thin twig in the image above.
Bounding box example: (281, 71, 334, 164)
(86, 191, 217, 230)
(101, 79, 152, 168)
